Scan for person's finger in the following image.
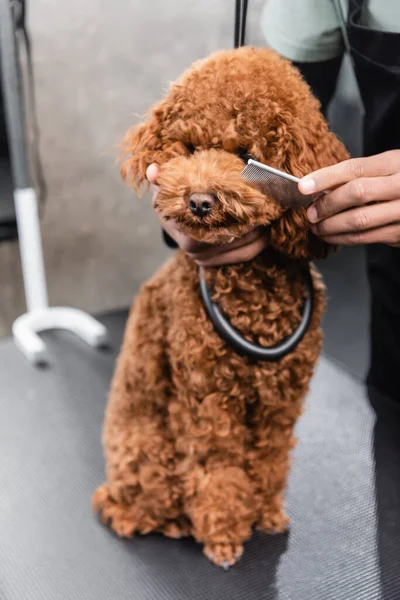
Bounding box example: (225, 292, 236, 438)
(176, 235, 214, 254)
(185, 227, 264, 261)
(311, 199, 400, 237)
(299, 150, 400, 195)
(151, 185, 160, 205)
(320, 223, 400, 247)
(156, 214, 194, 248)
(158, 211, 265, 257)
(186, 228, 263, 261)
(193, 236, 268, 267)
(307, 174, 400, 223)
(146, 163, 160, 184)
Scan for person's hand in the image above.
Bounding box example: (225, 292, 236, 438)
(146, 163, 268, 267)
(300, 150, 400, 247)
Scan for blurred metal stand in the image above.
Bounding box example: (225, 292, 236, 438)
(0, 0, 108, 365)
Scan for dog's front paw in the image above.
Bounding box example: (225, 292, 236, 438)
(203, 543, 244, 569)
(92, 484, 138, 537)
(257, 509, 290, 534)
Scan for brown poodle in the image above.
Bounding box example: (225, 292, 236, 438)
(92, 47, 348, 568)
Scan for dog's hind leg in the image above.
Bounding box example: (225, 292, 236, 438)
(92, 285, 180, 537)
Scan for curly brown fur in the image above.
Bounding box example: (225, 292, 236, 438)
(93, 47, 349, 568)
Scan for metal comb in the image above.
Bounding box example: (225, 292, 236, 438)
(241, 159, 323, 209)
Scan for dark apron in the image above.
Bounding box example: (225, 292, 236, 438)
(346, 0, 400, 402)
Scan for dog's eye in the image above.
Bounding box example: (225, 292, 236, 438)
(185, 144, 196, 155)
(238, 150, 253, 164)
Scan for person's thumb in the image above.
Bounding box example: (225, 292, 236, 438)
(146, 163, 160, 184)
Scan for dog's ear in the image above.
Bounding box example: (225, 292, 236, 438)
(269, 107, 349, 260)
(120, 108, 166, 192)
(282, 109, 349, 175)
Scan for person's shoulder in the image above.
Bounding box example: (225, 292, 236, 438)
(261, 0, 345, 62)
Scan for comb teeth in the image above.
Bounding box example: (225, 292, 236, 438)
(241, 161, 312, 209)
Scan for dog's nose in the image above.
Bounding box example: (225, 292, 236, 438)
(188, 193, 215, 218)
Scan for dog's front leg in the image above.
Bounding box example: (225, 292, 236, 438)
(183, 458, 257, 569)
(92, 287, 180, 537)
(246, 392, 304, 535)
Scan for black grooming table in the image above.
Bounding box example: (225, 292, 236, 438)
(1, 311, 400, 600)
